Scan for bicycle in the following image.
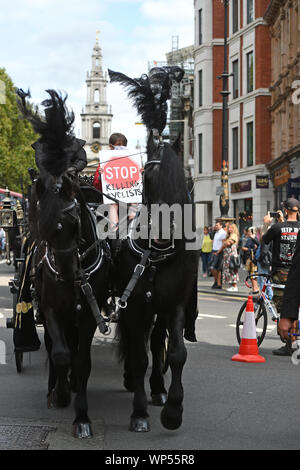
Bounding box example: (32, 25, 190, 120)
(236, 273, 285, 346)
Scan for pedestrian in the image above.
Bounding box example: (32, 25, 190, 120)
(200, 226, 213, 277)
(210, 220, 227, 289)
(262, 198, 300, 356)
(238, 228, 249, 267)
(222, 223, 240, 292)
(0, 227, 5, 258)
(242, 226, 260, 294)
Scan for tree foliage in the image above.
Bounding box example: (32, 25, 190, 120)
(0, 68, 37, 193)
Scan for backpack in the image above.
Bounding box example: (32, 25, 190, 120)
(258, 242, 272, 268)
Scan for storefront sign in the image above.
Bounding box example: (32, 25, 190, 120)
(288, 177, 300, 198)
(256, 175, 269, 189)
(273, 165, 290, 187)
(231, 180, 252, 193)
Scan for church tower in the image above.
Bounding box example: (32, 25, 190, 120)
(81, 33, 113, 171)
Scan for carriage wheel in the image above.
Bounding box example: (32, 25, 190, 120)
(15, 351, 23, 373)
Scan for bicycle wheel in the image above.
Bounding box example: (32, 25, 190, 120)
(236, 298, 268, 347)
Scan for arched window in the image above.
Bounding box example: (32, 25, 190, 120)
(93, 122, 101, 139)
(95, 57, 99, 67)
(94, 89, 100, 103)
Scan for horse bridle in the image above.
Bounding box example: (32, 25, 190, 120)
(36, 179, 109, 335)
(142, 145, 177, 248)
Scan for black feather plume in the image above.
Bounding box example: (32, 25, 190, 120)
(16, 88, 75, 176)
(108, 66, 184, 135)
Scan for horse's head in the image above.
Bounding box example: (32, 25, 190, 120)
(31, 173, 82, 282)
(142, 134, 189, 245)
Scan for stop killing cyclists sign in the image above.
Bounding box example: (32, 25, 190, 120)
(99, 149, 145, 204)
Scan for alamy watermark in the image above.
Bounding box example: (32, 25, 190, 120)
(96, 203, 201, 251)
(0, 340, 6, 365)
(292, 80, 300, 105)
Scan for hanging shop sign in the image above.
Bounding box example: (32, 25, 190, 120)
(273, 165, 290, 187)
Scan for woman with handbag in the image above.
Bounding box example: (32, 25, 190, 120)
(222, 223, 240, 292)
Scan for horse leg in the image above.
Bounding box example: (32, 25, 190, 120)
(127, 311, 152, 432)
(73, 314, 96, 439)
(160, 305, 187, 430)
(44, 307, 71, 408)
(149, 317, 167, 406)
(44, 326, 57, 407)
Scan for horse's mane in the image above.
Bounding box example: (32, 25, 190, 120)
(145, 143, 189, 206)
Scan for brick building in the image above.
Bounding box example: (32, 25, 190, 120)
(194, 0, 273, 231)
(264, 0, 300, 208)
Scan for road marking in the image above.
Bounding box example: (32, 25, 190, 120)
(198, 293, 246, 302)
(198, 314, 227, 319)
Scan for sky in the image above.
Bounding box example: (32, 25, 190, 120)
(0, 0, 194, 150)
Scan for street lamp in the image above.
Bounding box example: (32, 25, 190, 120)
(0, 188, 14, 264)
(217, 0, 234, 223)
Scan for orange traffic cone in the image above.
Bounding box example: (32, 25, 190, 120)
(232, 296, 265, 363)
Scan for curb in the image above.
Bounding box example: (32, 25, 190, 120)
(197, 287, 249, 300)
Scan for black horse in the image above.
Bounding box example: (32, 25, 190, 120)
(113, 135, 199, 432)
(29, 172, 110, 438)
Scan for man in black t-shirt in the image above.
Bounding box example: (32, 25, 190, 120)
(262, 198, 300, 356)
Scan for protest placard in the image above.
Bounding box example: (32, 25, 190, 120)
(99, 149, 145, 204)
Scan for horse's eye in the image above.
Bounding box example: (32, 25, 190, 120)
(57, 223, 63, 231)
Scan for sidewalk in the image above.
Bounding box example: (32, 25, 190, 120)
(197, 267, 250, 299)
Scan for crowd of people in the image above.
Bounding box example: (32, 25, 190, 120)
(199, 197, 300, 356)
(199, 221, 263, 293)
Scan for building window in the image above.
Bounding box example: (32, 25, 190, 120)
(94, 89, 100, 103)
(198, 70, 203, 107)
(246, 51, 254, 93)
(198, 9, 202, 45)
(247, 122, 254, 167)
(232, 59, 239, 99)
(198, 133, 203, 174)
(232, 0, 239, 33)
(232, 127, 239, 170)
(93, 122, 101, 139)
(247, 0, 254, 24)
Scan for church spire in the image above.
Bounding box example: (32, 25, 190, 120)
(91, 30, 103, 77)
(80, 33, 113, 168)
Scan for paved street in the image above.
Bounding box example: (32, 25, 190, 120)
(1, 259, 300, 451)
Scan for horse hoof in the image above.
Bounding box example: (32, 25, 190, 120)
(160, 405, 182, 430)
(151, 393, 167, 406)
(129, 417, 150, 432)
(73, 422, 93, 439)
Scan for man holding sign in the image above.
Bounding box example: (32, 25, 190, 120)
(93, 133, 144, 230)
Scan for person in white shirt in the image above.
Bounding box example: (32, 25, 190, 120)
(210, 220, 227, 289)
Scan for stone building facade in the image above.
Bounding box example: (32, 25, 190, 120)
(264, 0, 300, 208)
